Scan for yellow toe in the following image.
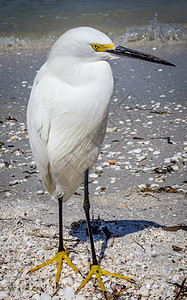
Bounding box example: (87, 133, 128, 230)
(76, 264, 133, 293)
(29, 249, 80, 285)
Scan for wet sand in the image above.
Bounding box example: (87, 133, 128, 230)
(0, 44, 186, 299)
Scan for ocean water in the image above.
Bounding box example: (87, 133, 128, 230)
(0, 0, 187, 48)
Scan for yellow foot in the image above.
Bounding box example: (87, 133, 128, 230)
(76, 264, 134, 294)
(28, 249, 81, 286)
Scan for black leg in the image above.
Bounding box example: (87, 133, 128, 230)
(29, 195, 81, 285)
(58, 196, 65, 252)
(83, 169, 98, 266)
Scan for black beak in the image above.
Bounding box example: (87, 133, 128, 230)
(107, 45, 175, 67)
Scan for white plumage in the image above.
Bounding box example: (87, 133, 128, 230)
(27, 27, 114, 201)
(27, 27, 174, 292)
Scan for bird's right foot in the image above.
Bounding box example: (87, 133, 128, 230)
(76, 263, 134, 295)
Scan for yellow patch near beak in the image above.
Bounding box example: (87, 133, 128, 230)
(91, 43, 115, 52)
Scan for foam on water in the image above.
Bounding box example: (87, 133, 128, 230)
(0, 16, 186, 49)
(0, 35, 56, 48)
(115, 16, 187, 45)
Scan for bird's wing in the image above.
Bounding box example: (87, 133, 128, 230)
(27, 63, 57, 195)
(27, 65, 99, 196)
(27, 61, 113, 199)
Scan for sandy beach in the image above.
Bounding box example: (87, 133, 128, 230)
(0, 43, 186, 299)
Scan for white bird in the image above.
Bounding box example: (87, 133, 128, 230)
(27, 27, 174, 296)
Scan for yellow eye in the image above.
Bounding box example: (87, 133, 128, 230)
(92, 44, 100, 51)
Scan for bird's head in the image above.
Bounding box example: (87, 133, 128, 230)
(49, 27, 175, 67)
(49, 27, 114, 62)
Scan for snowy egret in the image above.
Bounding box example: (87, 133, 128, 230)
(27, 27, 174, 295)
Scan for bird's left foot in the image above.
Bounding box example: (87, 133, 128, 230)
(76, 263, 134, 295)
(28, 249, 81, 286)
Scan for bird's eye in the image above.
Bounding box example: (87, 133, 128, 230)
(92, 44, 100, 51)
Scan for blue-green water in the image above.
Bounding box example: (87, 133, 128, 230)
(0, 0, 186, 47)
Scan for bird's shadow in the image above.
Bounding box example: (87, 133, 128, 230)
(69, 218, 161, 264)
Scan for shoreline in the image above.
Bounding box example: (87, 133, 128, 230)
(0, 38, 187, 53)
